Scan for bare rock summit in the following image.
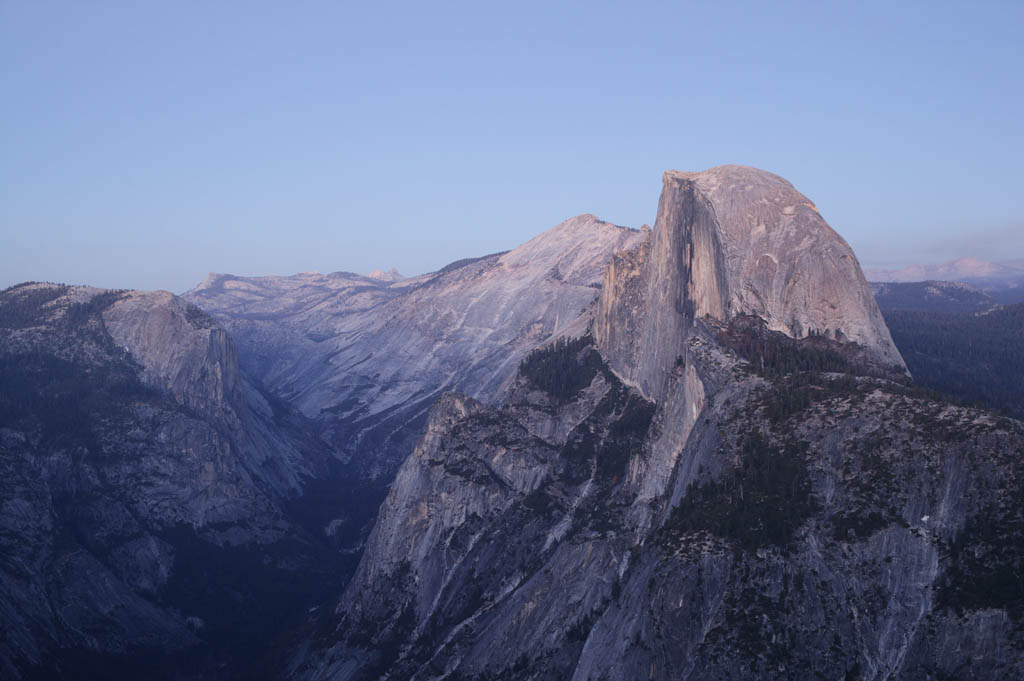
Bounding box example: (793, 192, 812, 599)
(596, 165, 904, 399)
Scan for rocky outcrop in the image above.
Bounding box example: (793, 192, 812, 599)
(367, 268, 405, 282)
(294, 343, 655, 680)
(102, 291, 245, 421)
(297, 328, 1024, 681)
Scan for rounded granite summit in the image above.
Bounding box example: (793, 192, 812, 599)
(596, 165, 905, 398)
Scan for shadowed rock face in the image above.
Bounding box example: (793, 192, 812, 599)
(0, 284, 344, 680)
(596, 166, 904, 401)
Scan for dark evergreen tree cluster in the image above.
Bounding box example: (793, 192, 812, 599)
(519, 334, 606, 403)
(62, 289, 128, 328)
(759, 372, 862, 423)
(938, 491, 1024, 620)
(0, 283, 70, 329)
(0, 353, 156, 451)
(559, 380, 655, 483)
(663, 433, 819, 551)
(717, 315, 860, 378)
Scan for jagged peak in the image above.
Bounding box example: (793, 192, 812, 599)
(368, 267, 405, 282)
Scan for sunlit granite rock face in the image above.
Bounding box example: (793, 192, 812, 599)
(593, 165, 907, 514)
(596, 165, 904, 402)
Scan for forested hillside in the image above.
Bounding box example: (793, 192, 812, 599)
(881, 303, 1024, 419)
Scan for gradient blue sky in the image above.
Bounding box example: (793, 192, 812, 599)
(2, 1, 1022, 293)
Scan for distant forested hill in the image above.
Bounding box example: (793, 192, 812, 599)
(870, 280, 997, 313)
(881, 302, 1024, 419)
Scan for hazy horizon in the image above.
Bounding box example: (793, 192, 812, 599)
(5, 225, 1023, 297)
(3, 1, 1023, 292)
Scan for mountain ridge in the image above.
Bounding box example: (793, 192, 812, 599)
(185, 213, 645, 479)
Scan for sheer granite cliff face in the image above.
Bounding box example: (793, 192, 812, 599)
(595, 166, 904, 403)
(294, 168, 1022, 681)
(102, 291, 245, 424)
(592, 166, 907, 513)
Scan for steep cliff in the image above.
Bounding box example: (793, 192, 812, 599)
(298, 343, 1023, 681)
(595, 166, 903, 403)
(295, 168, 1023, 681)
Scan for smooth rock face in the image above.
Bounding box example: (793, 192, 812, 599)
(186, 214, 644, 478)
(596, 166, 904, 402)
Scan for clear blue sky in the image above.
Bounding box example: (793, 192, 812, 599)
(2, 1, 1022, 292)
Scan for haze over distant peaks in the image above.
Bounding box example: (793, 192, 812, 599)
(866, 256, 1024, 304)
(870, 280, 999, 314)
(865, 257, 1024, 283)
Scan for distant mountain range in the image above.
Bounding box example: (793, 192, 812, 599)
(865, 257, 1024, 304)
